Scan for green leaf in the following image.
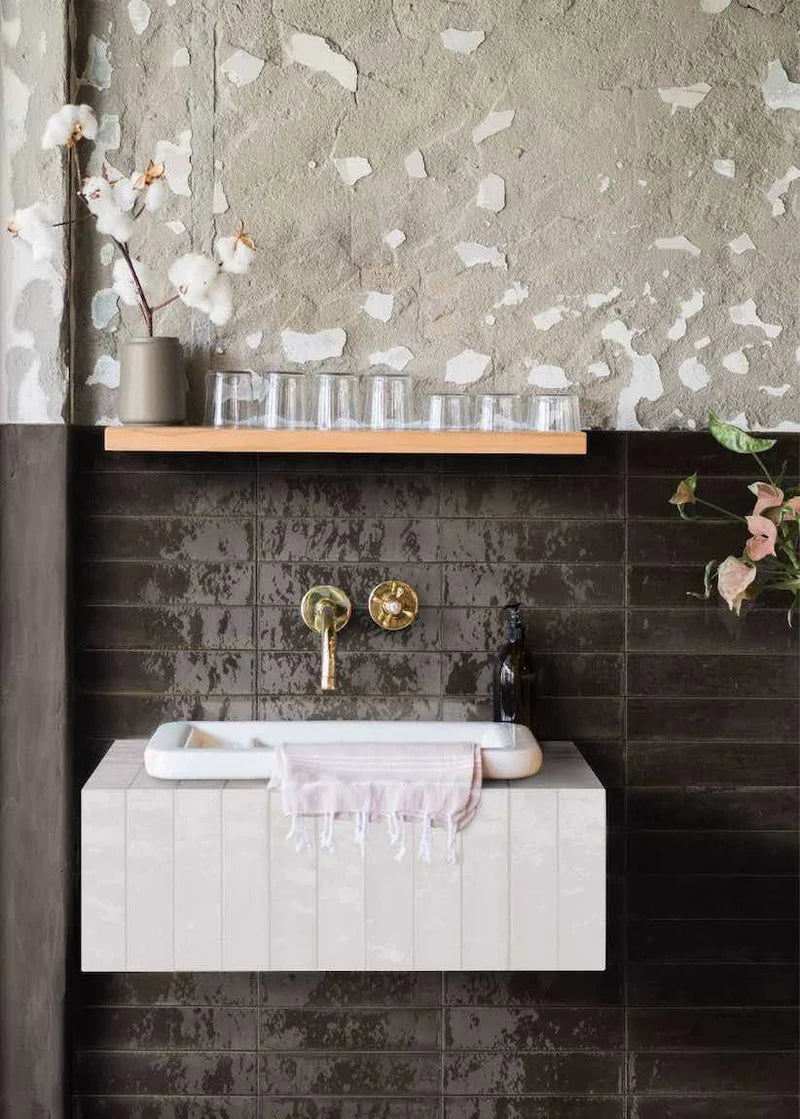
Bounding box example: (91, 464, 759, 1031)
(686, 558, 718, 600)
(708, 412, 776, 455)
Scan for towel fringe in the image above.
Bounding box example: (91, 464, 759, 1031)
(418, 813, 433, 864)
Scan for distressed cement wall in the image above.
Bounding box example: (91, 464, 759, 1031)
(7, 0, 800, 428)
(0, 0, 69, 421)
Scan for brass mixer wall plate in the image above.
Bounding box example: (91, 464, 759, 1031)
(368, 580, 419, 631)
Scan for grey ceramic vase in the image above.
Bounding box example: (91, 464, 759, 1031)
(117, 337, 187, 425)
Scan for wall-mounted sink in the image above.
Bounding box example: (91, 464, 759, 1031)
(144, 720, 543, 782)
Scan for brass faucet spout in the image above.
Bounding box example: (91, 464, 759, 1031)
(300, 586, 352, 693)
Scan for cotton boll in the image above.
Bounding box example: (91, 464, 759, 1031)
(168, 252, 219, 309)
(41, 103, 98, 148)
(144, 178, 166, 212)
(8, 201, 60, 261)
(82, 176, 135, 241)
(216, 235, 253, 275)
(112, 256, 152, 305)
(75, 104, 99, 140)
(206, 274, 233, 325)
(111, 175, 137, 213)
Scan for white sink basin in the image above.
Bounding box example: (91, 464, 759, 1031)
(144, 720, 543, 781)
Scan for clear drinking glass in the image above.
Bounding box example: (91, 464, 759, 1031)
(529, 392, 582, 432)
(473, 393, 522, 431)
(363, 374, 413, 430)
(261, 371, 309, 429)
(313, 372, 362, 430)
(204, 371, 258, 427)
(426, 392, 469, 430)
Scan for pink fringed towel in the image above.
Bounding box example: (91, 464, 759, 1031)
(270, 740, 482, 863)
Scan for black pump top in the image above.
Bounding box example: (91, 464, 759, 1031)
(504, 601, 525, 642)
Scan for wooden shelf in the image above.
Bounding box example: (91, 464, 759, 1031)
(103, 426, 587, 455)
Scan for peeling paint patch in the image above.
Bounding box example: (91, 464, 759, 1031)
(762, 60, 800, 111)
(729, 299, 782, 338)
(713, 158, 735, 178)
(654, 235, 701, 256)
(220, 48, 265, 88)
(694, 337, 711, 350)
(362, 291, 394, 322)
(445, 349, 491, 384)
(678, 356, 710, 391)
(454, 241, 506, 269)
(87, 355, 120, 388)
(766, 166, 800, 216)
(334, 156, 372, 186)
(494, 282, 529, 309)
(2, 66, 30, 155)
(212, 180, 229, 214)
(245, 331, 263, 350)
(472, 109, 515, 144)
(404, 149, 427, 179)
(165, 220, 186, 235)
(128, 0, 151, 35)
(91, 289, 119, 330)
(369, 346, 413, 371)
(729, 233, 756, 254)
(527, 363, 571, 389)
(173, 47, 191, 68)
(598, 174, 611, 194)
(440, 28, 485, 54)
(81, 35, 112, 90)
(155, 130, 192, 197)
(658, 82, 711, 115)
(476, 173, 505, 212)
(88, 113, 121, 173)
(100, 243, 115, 266)
(285, 32, 357, 92)
(281, 327, 346, 363)
(1, 17, 21, 48)
(589, 361, 611, 379)
(723, 350, 750, 375)
(585, 287, 622, 309)
(602, 319, 664, 430)
(700, 0, 732, 11)
(667, 290, 704, 341)
(383, 228, 406, 249)
(760, 383, 791, 397)
(533, 306, 569, 331)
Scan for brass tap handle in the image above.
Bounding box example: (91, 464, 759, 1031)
(300, 586, 352, 692)
(368, 580, 419, 631)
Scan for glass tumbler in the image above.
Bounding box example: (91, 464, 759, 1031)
(426, 392, 469, 430)
(474, 393, 522, 431)
(313, 372, 362, 430)
(363, 374, 413, 430)
(204, 371, 258, 427)
(261, 372, 309, 429)
(529, 393, 582, 432)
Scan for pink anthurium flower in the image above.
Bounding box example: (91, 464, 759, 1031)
(748, 482, 784, 521)
(717, 556, 757, 615)
(781, 496, 800, 521)
(745, 514, 778, 561)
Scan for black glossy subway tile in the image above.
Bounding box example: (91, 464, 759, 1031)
(626, 1098, 799, 1119)
(257, 475, 439, 518)
(258, 1009, 440, 1051)
(627, 919, 800, 964)
(628, 875, 800, 920)
(443, 1052, 623, 1095)
(628, 1007, 799, 1051)
(534, 697, 623, 741)
(77, 651, 255, 695)
(79, 517, 255, 563)
(76, 694, 255, 738)
(258, 652, 440, 696)
(79, 562, 255, 607)
(628, 521, 750, 565)
(439, 520, 624, 563)
(259, 973, 441, 1009)
(627, 830, 799, 875)
(78, 605, 255, 651)
(627, 963, 799, 1007)
(258, 606, 440, 652)
(442, 653, 622, 698)
(443, 970, 624, 1008)
(444, 1100, 624, 1119)
(441, 608, 625, 654)
(74, 1098, 259, 1119)
(73, 1051, 258, 1095)
(258, 1054, 440, 1096)
(258, 1102, 441, 1119)
(258, 696, 441, 721)
(627, 654, 798, 699)
(443, 1007, 624, 1051)
(626, 698, 798, 743)
(627, 788, 800, 830)
(78, 973, 259, 1008)
(626, 431, 798, 477)
(628, 1051, 799, 1095)
(78, 472, 256, 516)
(627, 608, 798, 654)
(75, 1007, 257, 1051)
(577, 742, 626, 789)
(258, 563, 440, 607)
(259, 518, 439, 563)
(440, 475, 623, 520)
(443, 564, 624, 609)
(627, 743, 799, 787)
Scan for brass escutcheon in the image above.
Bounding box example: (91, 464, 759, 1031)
(368, 580, 419, 631)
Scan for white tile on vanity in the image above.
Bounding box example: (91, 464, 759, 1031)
(222, 783, 270, 970)
(81, 787, 127, 970)
(558, 788, 606, 970)
(174, 782, 224, 970)
(509, 786, 558, 969)
(413, 821, 462, 970)
(365, 820, 413, 969)
(126, 769, 175, 970)
(269, 789, 317, 969)
(461, 782, 509, 969)
(316, 818, 366, 970)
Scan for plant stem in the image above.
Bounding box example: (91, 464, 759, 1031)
(694, 497, 744, 522)
(752, 451, 776, 487)
(149, 293, 180, 314)
(115, 238, 153, 335)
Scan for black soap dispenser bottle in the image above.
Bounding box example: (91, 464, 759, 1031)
(493, 602, 534, 726)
